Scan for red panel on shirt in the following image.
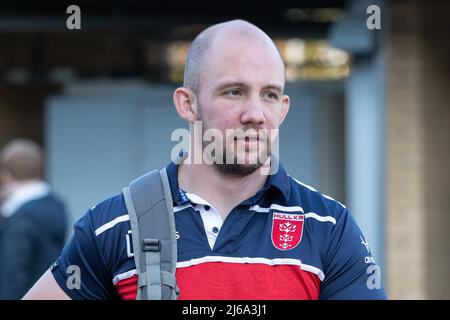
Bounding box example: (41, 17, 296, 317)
(116, 274, 137, 300)
(116, 262, 320, 300)
(176, 262, 320, 300)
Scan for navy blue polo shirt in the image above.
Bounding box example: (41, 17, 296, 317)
(51, 160, 387, 300)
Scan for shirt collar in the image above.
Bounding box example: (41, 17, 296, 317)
(0, 181, 50, 218)
(257, 156, 291, 203)
(165, 154, 291, 206)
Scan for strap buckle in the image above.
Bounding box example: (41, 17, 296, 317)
(142, 238, 161, 252)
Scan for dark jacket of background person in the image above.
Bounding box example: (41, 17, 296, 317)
(0, 194, 67, 299)
(0, 138, 68, 299)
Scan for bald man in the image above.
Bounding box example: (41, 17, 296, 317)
(24, 20, 386, 300)
(0, 139, 67, 299)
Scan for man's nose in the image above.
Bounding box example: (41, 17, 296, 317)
(240, 95, 266, 125)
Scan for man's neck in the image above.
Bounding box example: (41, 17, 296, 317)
(178, 161, 269, 220)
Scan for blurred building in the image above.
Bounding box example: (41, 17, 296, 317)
(0, 0, 448, 299)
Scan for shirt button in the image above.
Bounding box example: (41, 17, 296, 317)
(204, 205, 210, 211)
(212, 227, 219, 233)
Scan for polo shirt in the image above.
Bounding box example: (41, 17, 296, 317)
(51, 160, 387, 300)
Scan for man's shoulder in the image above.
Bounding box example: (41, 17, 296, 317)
(7, 195, 60, 223)
(18, 194, 66, 216)
(86, 193, 130, 236)
(286, 175, 347, 220)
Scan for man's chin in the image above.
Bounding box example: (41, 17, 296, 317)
(213, 163, 264, 177)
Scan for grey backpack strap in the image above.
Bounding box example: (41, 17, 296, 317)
(122, 168, 179, 300)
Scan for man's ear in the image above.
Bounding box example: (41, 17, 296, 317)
(173, 87, 198, 123)
(279, 94, 290, 126)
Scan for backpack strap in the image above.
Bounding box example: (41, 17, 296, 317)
(122, 168, 179, 300)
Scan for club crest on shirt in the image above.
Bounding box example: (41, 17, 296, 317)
(271, 212, 304, 251)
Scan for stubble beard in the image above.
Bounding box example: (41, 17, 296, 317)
(197, 105, 269, 178)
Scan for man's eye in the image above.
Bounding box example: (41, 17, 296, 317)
(266, 92, 279, 100)
(225, 90, 241, 96)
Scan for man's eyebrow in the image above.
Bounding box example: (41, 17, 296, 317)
(214, 82, 283, 93)
(263, 84, 283, 93)
(214, 82, 250, 91)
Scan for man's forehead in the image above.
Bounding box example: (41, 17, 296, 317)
(212, 77, 284, 91)
(201, 57, 286, 92)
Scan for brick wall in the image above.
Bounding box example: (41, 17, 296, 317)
(422, 0, 450, 299)
(386, 0, 450, 299)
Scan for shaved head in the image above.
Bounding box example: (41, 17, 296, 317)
(183, 19, 285, 93)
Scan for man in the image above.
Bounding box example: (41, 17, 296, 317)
(24, 20, 387, 299)
(0, 138, 67, 299)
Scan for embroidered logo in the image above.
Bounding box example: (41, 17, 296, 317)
(271, 213, 304, 251)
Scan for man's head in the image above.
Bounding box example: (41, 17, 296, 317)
(0, 138, 44, 187)
(174, 19, 290, 176)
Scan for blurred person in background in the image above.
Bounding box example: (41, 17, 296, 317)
(0, 138, 67, 299)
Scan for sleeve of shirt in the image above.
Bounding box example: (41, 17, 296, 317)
(319, 208, 387, 300)
(51, 209, 118, 300)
